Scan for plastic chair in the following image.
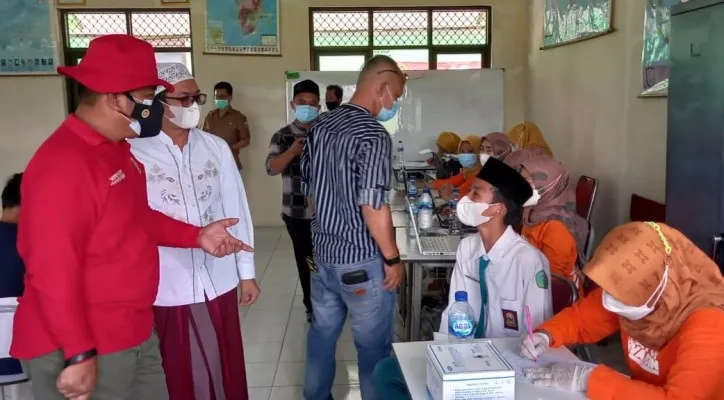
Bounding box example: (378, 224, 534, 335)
(551, 272, 578, 315)
(549, 276, 598, 362)
(575, 176, 598, 221)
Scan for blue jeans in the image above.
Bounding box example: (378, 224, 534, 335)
(303, 256, 396, 400)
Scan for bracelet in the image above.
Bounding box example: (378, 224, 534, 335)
(64, 349, 98, 368)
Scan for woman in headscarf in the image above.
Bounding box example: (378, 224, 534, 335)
(430, 132, 463, 179)
(502, 148, 536, 170)
(436, 131, 461, 155)
(480, 132, 513, 160)
(519, 222, 724, 399)
(432, 135, 481, 199)
(507, 122, 553, 157)
(509, 155, 589, 292)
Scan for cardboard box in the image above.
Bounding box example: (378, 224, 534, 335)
(426, 341, 515, 400)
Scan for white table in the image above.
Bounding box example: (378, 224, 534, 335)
(393, 338, 588, 400)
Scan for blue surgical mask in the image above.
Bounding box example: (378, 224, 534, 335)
(294, 105, 318, 123)
(457, 153, 478, 168)
(376, 87, 400, 122)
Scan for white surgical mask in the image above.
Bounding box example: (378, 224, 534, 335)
(523, 189, 540, 207)
(166, 101, 200, 129)
(456, 196, 492, 227)
(522, 173, 562, 208)
(601, 261, 669, 320)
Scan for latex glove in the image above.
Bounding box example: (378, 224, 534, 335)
(520, 331, 550, 360)
(524, 362, 594, 392)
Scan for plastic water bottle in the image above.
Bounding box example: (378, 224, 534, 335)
(448, 291, 475, 341)
(449, 188, 462, 235)
(407, 176, 418, 199)
(396, 169, 406, 192)
(418, 187, 433, 209)
(396, 140, 405, 167)
(406, 194, 419, 238)
(418, 204, 433, 232)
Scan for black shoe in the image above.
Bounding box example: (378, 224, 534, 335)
(306, 310, 313, 323)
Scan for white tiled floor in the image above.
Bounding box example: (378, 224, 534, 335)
(243, 228, 362, 400)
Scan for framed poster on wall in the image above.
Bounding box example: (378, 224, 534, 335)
(0, 0, 58, 75)
(541, 0, 614, 49)
(640, 0, 687, 97)
(205, 0, 281, 56)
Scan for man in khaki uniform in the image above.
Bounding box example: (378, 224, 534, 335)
(202, 81, 250, 170)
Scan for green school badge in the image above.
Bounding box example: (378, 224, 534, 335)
(535, 270, 549, 289)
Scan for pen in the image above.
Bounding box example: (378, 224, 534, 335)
(525, 305, 537, 361)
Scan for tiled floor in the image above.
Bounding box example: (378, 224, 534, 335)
(243, 228, 363, 400)
(243, 227, 628, 400)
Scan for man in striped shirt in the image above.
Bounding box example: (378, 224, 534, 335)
(301, 55, 406, 400)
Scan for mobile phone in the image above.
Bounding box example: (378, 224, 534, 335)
(341, 270, 369, 285)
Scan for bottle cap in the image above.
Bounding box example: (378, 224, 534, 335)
(454, 291, 468, 302)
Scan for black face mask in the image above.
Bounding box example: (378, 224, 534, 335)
(125, 93, 165, 138)
(326, 101, 340, 111)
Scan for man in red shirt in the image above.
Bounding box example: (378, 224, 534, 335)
(12, 34, 252, 400)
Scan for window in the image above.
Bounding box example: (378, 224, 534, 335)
(310, 7, 490, 71)
(60, 9, 193, 111)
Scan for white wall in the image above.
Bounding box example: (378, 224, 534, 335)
(527, 0, 668, 238)
(0, 0, 530, 226)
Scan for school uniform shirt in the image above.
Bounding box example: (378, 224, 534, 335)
(12, 115, 202, 360)
(130, 129, 254, 307)
(439, 226, 553, 338)
(538, 288, 724, 399)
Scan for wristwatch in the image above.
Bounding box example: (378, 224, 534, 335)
(64, 349, 98, 368)
(383, 255, 401, 266)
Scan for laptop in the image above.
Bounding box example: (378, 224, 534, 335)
(407, 198, 460, 256)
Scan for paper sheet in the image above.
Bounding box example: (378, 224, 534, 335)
(499, 348, 598, 383)
(404, 161, 431, 168)
(419, 148, 435, 155)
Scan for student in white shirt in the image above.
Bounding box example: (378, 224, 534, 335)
(372, 154, 553, 399)
(129, 63, 257, 400)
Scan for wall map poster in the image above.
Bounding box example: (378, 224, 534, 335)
(205, 0, 280, 55)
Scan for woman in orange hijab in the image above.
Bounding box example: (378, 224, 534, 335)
(519, 222, 724, 399)
(507, 122, 553, 157)
(433, 135, 481, 199)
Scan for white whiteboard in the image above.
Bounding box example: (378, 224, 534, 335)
(285, 69, 504, 161)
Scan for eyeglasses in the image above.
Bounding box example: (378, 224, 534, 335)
(164, 93, 208, 107)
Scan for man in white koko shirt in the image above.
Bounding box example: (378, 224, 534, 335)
(129, 63, 258, 400)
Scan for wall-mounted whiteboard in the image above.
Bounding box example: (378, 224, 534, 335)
(285, 69, 504, 161)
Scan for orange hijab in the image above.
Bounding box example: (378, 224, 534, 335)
(584, 222, 724, 350)
(506, 122, 553, 157)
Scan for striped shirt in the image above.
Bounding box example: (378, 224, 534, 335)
(301, 104, 392, 264)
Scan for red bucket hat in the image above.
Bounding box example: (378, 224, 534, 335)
(57, 34, 174, 94)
